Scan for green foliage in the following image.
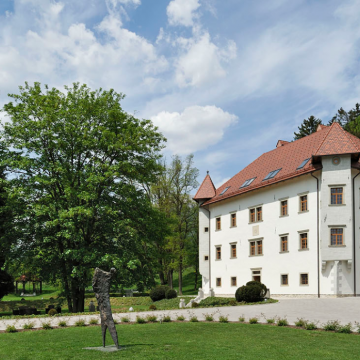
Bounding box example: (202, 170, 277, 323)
(165, 289, 177, 299)
(249, 318, 258, 324)
(5, 325, 17, 333)
(294, 115, 322, 140)
(219, 315, 228, 323)
(238, 316, 245, 322)
(304, 322, 317, 330)
(277, 318, 288, 326)
(75, 319, 86, 327)
(177, 315, 185, 321)
(0, 270, 15, 300)
(266, 318, 275, 324)
(121, 316, 130, 323)
(229, 299, 237, 306)
(295, 318, 306, 328)
(146, 315, 157, 323)
(149, 304, 157, 311)
(23, 322, 35, 330)
(1, 82, 166, 312)
(189, 315, 199, 322)
(200, 297, 233, 307)
(162, 315, 172, 322)
(57, 320, 68, 327)
(337, 324, 352, 334)
(48, 309, 58, 316)
(89, 318, 99, 325)
(235, 283, 266, 303)
(150, 286, 169, 302)
(191, 302, 199, 308)
(204, 313, 214, 321)
(41, 322, 53, 330)
(323, 320, 340, 331)
(136, 316, 147, 324)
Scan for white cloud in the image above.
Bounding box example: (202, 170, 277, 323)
(150, 105, 238, 154)
(175, 32, 237, 87)
(116, 0, 141, 6)
(167, 0, 201, 27)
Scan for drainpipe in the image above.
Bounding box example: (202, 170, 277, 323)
(352, 171, 360, 297)
(311, 173, 320, 298)
(202, 205, 211, 290)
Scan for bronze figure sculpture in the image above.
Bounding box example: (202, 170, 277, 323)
(92, 268, 120, 349)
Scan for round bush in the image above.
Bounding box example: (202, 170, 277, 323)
(235, 283, 265, 303)
(246, 281, 267, 296)
(48, 308, 58, 316)
(165, 289, 177, 299)
(149, 285, 169, 302)
(149, 304, 157, 311)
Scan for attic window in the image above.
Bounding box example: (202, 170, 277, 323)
(220, 186, 230, 195)
(240, 177, 256, 189)
(263, 169, 281, 181)
(297, 158, 310, 170)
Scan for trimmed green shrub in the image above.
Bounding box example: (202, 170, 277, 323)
(75, 319, 86, 327)
(23, 322, 35, 330)
(200, 297, 232, 307)
(190, 315, 199, 322)
(235, 283, 265, 303)
(295, 318, 306, 327)
(191, 302, 199, 308)
(249, 317, 258, 324)
(229, 299, 237, 306)
(58, 320, 68, 327)
(219, 315, 228, 323)
(266, 318, 275, 324)
(121, 316, 130, 323)
(165, 289, 177, 299)
(41, 322, 53, 330)
(89, 318, 99, 325)
(205, 314, 214, 321)
(150, 286, 170, 302)
(305, 322, 317, 330)
(146, 315, 158, 323)
(238, 316, 245, 322)
(136, 316, 147, 324)
(337, 323, 352, 334)
(323, 320, 340, 331)
(177, 315, 185, 321)
(277, 318, 288, 326)
(246, 281, 267, 296)
(162, 315, 172, 322)
(48, 308, 58, 316)
(149, 304, 157, 311)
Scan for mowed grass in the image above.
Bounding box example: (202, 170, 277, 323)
(1, 323, 360, 360)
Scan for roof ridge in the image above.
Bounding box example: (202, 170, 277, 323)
(341, 124, 360, 152)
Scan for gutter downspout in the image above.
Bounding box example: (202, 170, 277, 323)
(352, 171, 360, 297)
(311, 173, 320, 298)
(202, 205, 211, 290)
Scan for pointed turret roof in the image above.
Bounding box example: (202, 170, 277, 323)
(193, 172, 216, 201)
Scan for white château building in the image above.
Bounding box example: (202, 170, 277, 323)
(194, 123, 360, 297)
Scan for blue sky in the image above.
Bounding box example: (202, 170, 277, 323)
(0, 0, 360, 189)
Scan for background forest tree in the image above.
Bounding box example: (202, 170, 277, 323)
(294, 103, 360, 140)
(1, 83, 167, 312)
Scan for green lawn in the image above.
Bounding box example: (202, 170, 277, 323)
(2, 283, 60, 301)
(1, 322, 360, 359)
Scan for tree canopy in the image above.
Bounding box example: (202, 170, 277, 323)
(293, 115, 322, 140)
(1, 83, 166, 311)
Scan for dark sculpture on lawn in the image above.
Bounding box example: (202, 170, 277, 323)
(92, 267, 120, 349)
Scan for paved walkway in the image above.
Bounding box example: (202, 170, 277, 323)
(1, 297, 360, 331)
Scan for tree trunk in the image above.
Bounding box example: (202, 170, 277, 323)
(167, 270, 173, 289)
(71, 280, 85, 313)
(158, 260, 166, 285)
(178, 259, 183, 295)
(194, 263, 199, 291)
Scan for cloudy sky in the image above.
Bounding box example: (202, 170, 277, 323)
(1, 0, 360, 189)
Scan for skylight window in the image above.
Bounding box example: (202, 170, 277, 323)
(263, 168, 281, 181)
(220, 186, 230, 195)
(297, 158, 310, 170)
(240, 177, 256, 188)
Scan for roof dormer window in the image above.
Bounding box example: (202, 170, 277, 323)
(263, 169, 281, 181)
(219, 186, 230, 195)
(296, 158, 310, 170)
(240, 177, 256, 189)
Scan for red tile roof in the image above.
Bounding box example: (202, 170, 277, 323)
(193, 173, 216, 200)
(199, 122, 360, 206)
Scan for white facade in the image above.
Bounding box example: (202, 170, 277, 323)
(198, 154, 360, 297)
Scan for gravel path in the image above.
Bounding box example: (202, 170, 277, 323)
(1, 297, 360, 330)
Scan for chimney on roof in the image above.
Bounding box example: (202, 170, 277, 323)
(316, 124, 328, 132)
(276, 140, 290, 148)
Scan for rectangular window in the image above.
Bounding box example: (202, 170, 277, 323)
(331, 187, 343, 205)
(331, 228, 343, 246)
(250, 240, 263, 256)
(300, 195, 308, 212)
(249, 207, 262, 223)
(231, 244, 237, 258)
(216, 278, 222, 287)
(204, 255, 209, 261)
(231, 277, 237, 287)
(216, 246, 221, 260)
(300, 233, 308, 249)
(281, 200, 288, 216)
(216, 217, 221, 230)
(280, 236, 288, 252)
(281, 274, 288, 285)
(231, 213, 237, 227)
(204, 227, 209, 233)
(300, 273, 308, 285)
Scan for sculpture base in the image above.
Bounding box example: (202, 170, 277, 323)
(83, 345, 124, 352)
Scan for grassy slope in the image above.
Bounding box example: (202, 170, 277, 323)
(1, 323, 360, 359)
(172, 269, 201, 295)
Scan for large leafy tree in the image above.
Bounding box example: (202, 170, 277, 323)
(294, 115, 322, 140)
(1, 83, 165, 312)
